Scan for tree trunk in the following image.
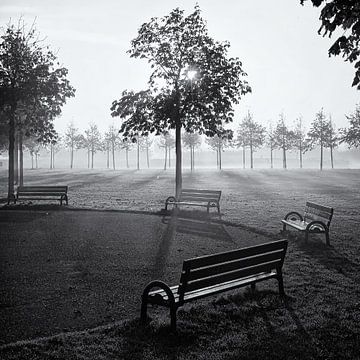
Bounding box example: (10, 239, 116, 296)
(164, 146, 167, 170)
(192, 146, 195, 170)
(299, 142, 303, 169)
(31, 154, 34, 169)
(14, 134, 18, 184)
(137, 141, 140, 170)
(126, 149, 129, 168)
(7, 111, 15, 202)
(19, 132, 24, 186)
(53, 148, 55, 169)
(146, 147, 149, 168)
(330, 145, 334, 169)
(219, 146, 222, 170)
(35, 153, 38, 169)
(107, 145, 110, 169)
(87, 149, 90, 168)
(216, 148, 219, 168)
(283, 146, 287, 169)
(70, 143, 74, 169)
(175, 122, 182, 198)
(242, 145, 246, 169)
(50, 145, 53, 169)
(168, 147, 171, 168)
(190, 146, 193, 171)
(270, 147, 273, 169)
(250, 141, 253, 169)
(112, 143, 116, 170)
(91, 148, 94, 169)
(320, 142, 323, 171)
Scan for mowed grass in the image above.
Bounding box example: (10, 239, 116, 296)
(0, 168, 359, 359)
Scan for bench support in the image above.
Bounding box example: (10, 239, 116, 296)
(141, 280, 178, 331)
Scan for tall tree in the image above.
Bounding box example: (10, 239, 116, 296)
(267, 123, 276, 169)
(306, 108, 328, 170)
(340, 104, 360, 148)
(237, 112, 266, 169)
(64, 123, 83, 169)
(293, 116, 307, 168)
(140, 136, 153, 168)
(300, 0, 360, 89)
(104, 125, 121, 170)
(273, 113, 294, 169)
(111, 6, 251, 197)
(325, 116, 338, 169)
(84, 123, 102, 169)
(0, 22, 75, 201)
(48, 134, 61, 169)
(158, 132, 175, 170)
(182, 131, 201, 171)
(205, 130, 232, 170)
(120, 139, 133, 168)
(23, 137, 41, 170)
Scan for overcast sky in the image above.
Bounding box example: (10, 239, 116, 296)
(1, 0, 359, 136)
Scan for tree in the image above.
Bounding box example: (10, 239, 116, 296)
(111, 6, 251, 197)
(120, 139, 133, 168)
(273, 113, 295, 169)
(237, 112, 266, 169)
(293, 116, 307, 168)
(158, 132, 175, 170)
(340, 104, 360, 148)
(182, 131, 201, 170)
(300, 0, 360, 89)
(324, 115, 338, 169)
(104, 125, 121, 170)
(306, 108, 329, 170)
(205, 129, 232, 170)
(0, 21, 75, 201)
(267, 123, 276, 169)
(84, 123, 102, 169)
(140, 136, 153, 168)
(48, 134, 62, 169)
(23, 137, 41, 169)
(64, 123, 83, 169)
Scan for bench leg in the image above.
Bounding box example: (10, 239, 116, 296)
(282, 223, 286, 232)
(277, 271, 285, 296)
(250, 283, 256, 293)
(170, 305, 177, 332)
(304, 231, 309, 243)
(140, 297, 148, 324)
(325, 231, 330, 246)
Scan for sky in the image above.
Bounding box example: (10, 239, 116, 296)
(0, 0, 359, 136)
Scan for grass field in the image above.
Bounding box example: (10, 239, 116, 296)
(0, 168, 359, 359)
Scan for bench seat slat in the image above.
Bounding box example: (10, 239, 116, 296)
(148, 271, 278, 304)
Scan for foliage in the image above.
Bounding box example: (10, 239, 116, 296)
(237, 112, 266, 151)
(182, 131, 201, 150)
(301, 0, 360, 89)
(64, 123, 84, 151)
(340, 104, 360, 148)
(272, 113, 295, 151)
(111, 6, 250, 193)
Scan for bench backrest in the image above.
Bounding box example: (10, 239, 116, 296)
(178, 239, 288, 298)
(304, 202, 333, 227)
(17, 186, 68, 193)
(179, 189, 221, 202)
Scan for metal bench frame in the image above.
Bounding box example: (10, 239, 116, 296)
(282, 201, 334, 245)
(165, 189, 221, 213)
(11, 185, 69, 205)
(141, 239, 288, 331)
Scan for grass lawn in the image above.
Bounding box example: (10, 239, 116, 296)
(0, 168, 359, 359)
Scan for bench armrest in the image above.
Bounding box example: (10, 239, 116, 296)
(142, 280, 175, 305)
(284, 211, 303, 222)
(305, 220, 328, 232)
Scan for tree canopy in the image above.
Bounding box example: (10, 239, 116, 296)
(111, 6, 251, 195)
(301, 0, 360, 89)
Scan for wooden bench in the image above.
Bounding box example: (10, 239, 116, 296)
(141, 239, 288, 330)
(165, 189, 221, 213)
(13, 186, 69, 205)
(282, 201, 334, 245)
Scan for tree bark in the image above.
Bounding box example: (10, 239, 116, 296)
(19, 132, 24, 186)
(164, 146, 167, 170)
(137, 141, 140, 170)
(70, 143, 74, 169)
(146, 147, 149, 168)
(175, 121, 182, 198)
(7, 110, 15, 202)
(107, 145, 110, 169)
(14, 133, 18, 184)
(242, 145, 245, 169)
(320, 142, 323, 171)
(250, 141, 253, 169)
(330, 145, 334, 169)
(283, 146, 287, 169)
(112, 143, 116, 170)
(190, 146, 193, 171)
(270, 147, 273, 169)
(219, 146, 222, 170)
(91, 148, 94, 169)
(126, 149, 129, 168)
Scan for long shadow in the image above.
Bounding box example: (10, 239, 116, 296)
(162, 212, 234, 243)
(295, 240, 360, 284)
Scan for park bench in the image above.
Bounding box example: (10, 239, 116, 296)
(13, 185, 69, 205)
(165, 189, 221, 213)
(141, 239, 288, 330)
(282, 201, 334, 245)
